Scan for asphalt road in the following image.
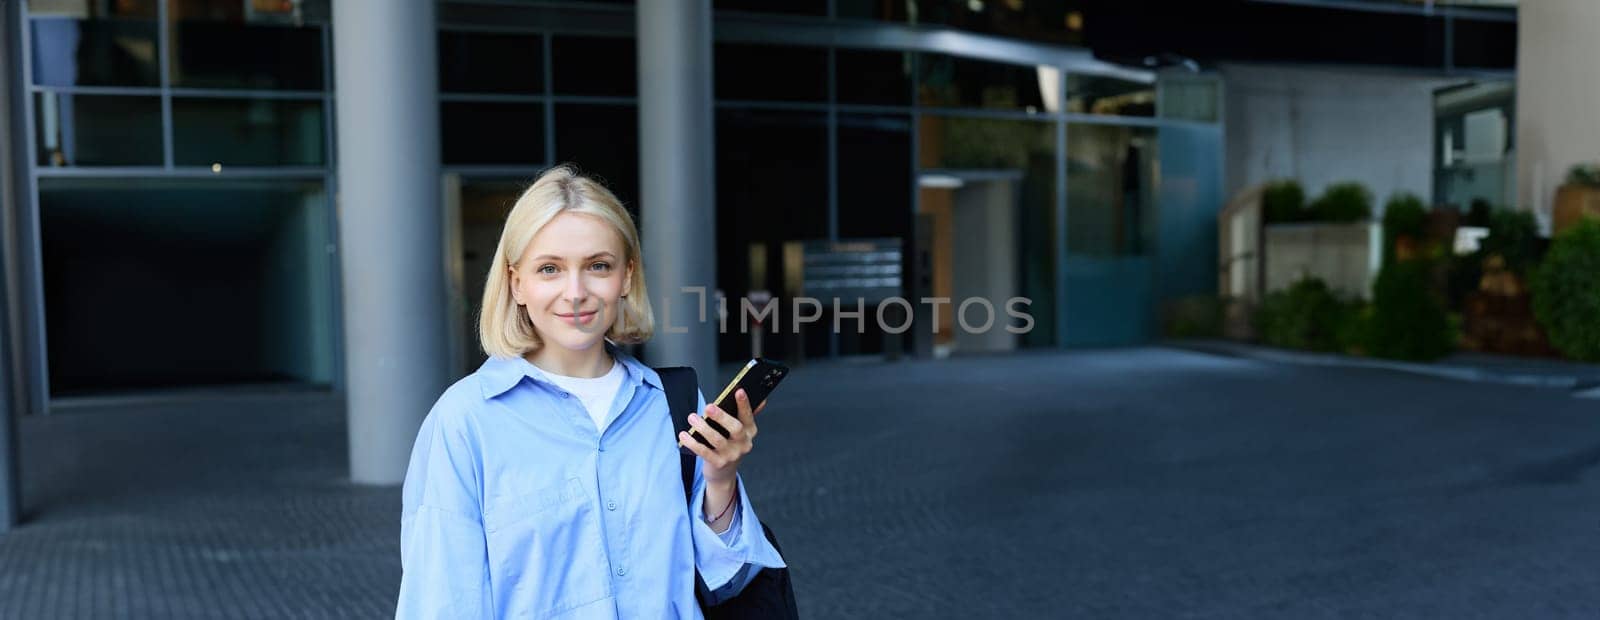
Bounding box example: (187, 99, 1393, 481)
(3, 348, 1596, 618)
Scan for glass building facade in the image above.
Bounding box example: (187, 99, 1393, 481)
(5, 0, 1223, 410)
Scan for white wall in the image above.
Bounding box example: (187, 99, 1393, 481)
(1516, 0, 1600, 222)
(1222, 63, 1461, 210)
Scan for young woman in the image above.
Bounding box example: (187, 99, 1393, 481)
(396, 166, 784, 619)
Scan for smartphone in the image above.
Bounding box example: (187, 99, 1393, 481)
(688, 358, 790, 448)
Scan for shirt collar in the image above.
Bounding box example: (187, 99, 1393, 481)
(477, 340, 662, 400)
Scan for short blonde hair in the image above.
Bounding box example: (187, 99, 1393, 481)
(478, 165, 655, 358)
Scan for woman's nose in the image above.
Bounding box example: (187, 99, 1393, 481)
(563, 273, 587, 306)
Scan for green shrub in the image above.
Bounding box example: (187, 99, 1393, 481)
(1365, 261, 1456, 361)
(1262, 180, 1307, 224)
(1382, 195, 1428, 241)
(1310, 182, 1374, 223)
(1165, 295, 1224, 339)
(1336, 302, 1373, 355)
(1466, 198, 1493, 227)
(1566, 162, 1600, 188)
(1381, 195, 1429, 263)
(1482, 208, 1541, 276)
(1531, 220, 1600, 361)
(1257, 277, 1359, 352)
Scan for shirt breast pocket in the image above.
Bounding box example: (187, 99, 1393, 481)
(484, 476, 587, 534)
(483, 474, 610, 613)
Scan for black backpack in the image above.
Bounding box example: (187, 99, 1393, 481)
(655, 366, 800, 619)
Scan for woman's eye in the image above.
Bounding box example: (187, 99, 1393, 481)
(589, 262, 612, 272)
(537, 264, 558, 275)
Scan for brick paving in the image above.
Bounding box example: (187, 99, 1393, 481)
(3, 348, 1598, 618)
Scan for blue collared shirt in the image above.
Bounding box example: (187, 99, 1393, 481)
(396, 346, 786, 619)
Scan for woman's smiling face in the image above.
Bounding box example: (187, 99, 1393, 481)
(509, 211, 633, 353)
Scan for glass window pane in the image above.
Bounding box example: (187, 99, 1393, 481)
(917, 116, 1057, 348)
(167, 0, 330, 24)
(918, 54, 1050, 112)
(839, 114, 911, 238)
(34, 93, 162, 166)
(713, 0, 825, 16)
(442, 102, 545, 165)
(1452, 18, 1515, 71)
(172, 97, 325, 166)
(169, 20, 324, 90)
(836, 49, 911, 107)
(714, 43, 827, 102)
(1067, 74, 1155, 117)
(440, 30, 543, 95)
(836, 0, 1083, 47)
(715, 109, 827, 361)
(1066, 124, 1156, 257)
(30, 17, 160, 87)
(27, 0, 157, 17)
(553, 36, 635, 97)
(555, 105, 638, 215)
(1158, 77, 1218, 122)
(40, 178, 335, 395)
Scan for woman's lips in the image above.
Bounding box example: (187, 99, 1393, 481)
(557, 310, 599, 325)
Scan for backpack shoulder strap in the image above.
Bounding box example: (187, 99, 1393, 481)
(653, 366, 699, 506)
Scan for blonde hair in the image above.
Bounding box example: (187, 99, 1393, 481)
(478, 165, 655, 358)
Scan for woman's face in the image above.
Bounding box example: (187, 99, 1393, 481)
(509, 211, 633, 353)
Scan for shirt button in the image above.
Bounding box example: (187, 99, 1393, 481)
(616, 567, 627, 576)
(606, 501, 617, 511)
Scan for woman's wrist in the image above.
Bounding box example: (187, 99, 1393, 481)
(702, 477, 739, 531)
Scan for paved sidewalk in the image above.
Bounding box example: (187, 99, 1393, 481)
(1168, 339, 1600, 395)
(2, 348, 1597, 618)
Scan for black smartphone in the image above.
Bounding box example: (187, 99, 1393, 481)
(688, 358, 790, 448)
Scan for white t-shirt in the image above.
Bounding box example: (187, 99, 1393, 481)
(543, 358, 627, 433)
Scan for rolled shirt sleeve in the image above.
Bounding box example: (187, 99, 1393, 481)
(689, 461, 787, 603)
(396, 402, 493, 619)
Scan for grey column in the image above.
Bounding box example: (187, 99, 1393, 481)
(1, 0, 19, 532)
(638, 0, 719, 383)
(333, 0, 448, 485)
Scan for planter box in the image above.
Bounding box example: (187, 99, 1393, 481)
(1263, 221, 1381, 300)
(1553, 183, 1600, 236)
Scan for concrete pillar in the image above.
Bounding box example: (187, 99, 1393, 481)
(1, 1, 20, 533)
(332, 1, 449, 485)
(1515, 0, 1600, 221)
(638, 0, 719, 383)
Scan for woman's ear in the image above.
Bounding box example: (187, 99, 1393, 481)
(508, 264, 524, 305)
(621, 260, 634, 297)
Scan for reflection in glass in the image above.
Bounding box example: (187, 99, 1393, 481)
(836, 0, 1083, 46)
(442, 102, 546, 165)
(166, 0, 330, 24)
(30, 17, 160, 87)
(40, 178, 335, 394)
(919, 54, 1049, 111)
(27, 0, 156, 17)
(1158, 77, 1219, 122)
(917, 116, 1056, 348)
(172, 98, 324, 166)
(1066, 74, 1155, 117)
(169, 20, 323, 90)
(1062, 123, 1159, 347)
(1067, 124, 1156, 256)
(440, 30, 543, 95)
(34, 93, 162, 166)
(714, 43, 827, 102)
